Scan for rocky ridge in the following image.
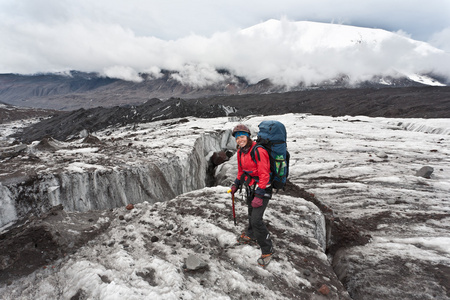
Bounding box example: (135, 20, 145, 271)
(0, 71, 446, 111)
(3, 86, 450, 145)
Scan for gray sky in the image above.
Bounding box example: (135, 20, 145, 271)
(1, 0, 449, 84)
(2, 0, 448, 41)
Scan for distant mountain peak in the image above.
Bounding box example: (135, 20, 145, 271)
(243, 19, 441, 53)
(0, 20, 448, 110)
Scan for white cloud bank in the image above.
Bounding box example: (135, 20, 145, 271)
(0, 17, 449, 87)
(429, 27, 450, 52)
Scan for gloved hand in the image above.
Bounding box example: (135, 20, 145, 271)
(230, 185, 238, 195)
(251, 196, 263, 208)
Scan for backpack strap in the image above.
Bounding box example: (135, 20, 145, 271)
(239, 145, 261, 167)
(251, 145, 261, 163)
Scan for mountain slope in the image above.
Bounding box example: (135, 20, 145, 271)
(8, 85, 450, 144)
(0, 20, 448, 111)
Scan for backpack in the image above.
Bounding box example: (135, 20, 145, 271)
(251, 120, 290, 191)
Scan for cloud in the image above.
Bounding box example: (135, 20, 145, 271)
(0, 1, 449, 87)
(170, 64, 233, 88)
(2, 18, 449, 87)
(103, 66, 143, 83)
(429, 27, 450, 52)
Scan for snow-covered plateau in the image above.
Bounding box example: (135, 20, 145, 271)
(0, 113, 449, 299)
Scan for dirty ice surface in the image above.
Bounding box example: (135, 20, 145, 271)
(1, 113, 450, 299)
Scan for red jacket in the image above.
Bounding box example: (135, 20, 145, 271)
(237, 141, 271, 190)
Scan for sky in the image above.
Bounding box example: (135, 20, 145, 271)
(1, 113, 449, 298)
(1, 0, 450, 85)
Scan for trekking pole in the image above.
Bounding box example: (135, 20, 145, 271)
(227, 189, 237, 226)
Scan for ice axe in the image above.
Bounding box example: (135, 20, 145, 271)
(227, 189, 237, 226)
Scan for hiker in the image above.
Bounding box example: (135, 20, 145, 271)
(230, 124, 274, 267)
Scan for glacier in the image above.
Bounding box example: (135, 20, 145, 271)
(1, 113, 449, 299)
(0, 121, 236, 230)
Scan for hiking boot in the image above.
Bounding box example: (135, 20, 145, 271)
(237, 232, 257, 245)
(257, 253, 273, 267)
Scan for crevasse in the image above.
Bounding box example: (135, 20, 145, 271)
(0, 130, 234, 230)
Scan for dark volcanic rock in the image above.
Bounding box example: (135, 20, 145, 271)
(82, 134, 103, 144)
(0, 205, 113, 283)
(204, 86, 450, 119)
(0, 72, 117, 110)
(210, 151, 229, 166)
(415, 166, 434, 178)
(1, 71, 447, 111)
(12, 98, 228, 143)
(9, 86, 450, 143)
(0, 144, 27, 159)
(0, 101, 62, 124)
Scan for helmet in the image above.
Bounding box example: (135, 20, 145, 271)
(232, 124, 251, 137)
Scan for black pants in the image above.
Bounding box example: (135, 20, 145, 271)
(245, 187, 273, 255)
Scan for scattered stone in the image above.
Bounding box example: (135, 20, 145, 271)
(185, 254, 208, 271)
(79, 129, 89, 139)
(82, 134, 102, 144)
(415, 166, 434, 178)
(210, 151, 229, 166)
(375, 151, 388, 159)
(71, 288, 87, 300)
(136, 269, 157, 286)
(26, 153, 41, 161)
(150, 236, 159, 243)
(98, 274, 111, 284)
(35, 137, 62, 151)
(318, 284, 331, 295)
(303, 269, 311, 277)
